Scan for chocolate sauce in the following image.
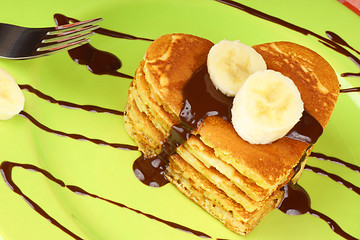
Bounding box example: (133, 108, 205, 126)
(180, 65, 233, 126)
(278, 183, 310, 215)
(341, 72, 360, 78)
(94, 28, 153, 42)
(340, 87, 360, 93)
(291, 145, 313, 178)
(132, 153, 169, 187)
(19, 111, 137, 151)
(286, 111, 323, 144)
(1, 161, 83, 240)
(53, 14, 152, 79)
(326, 31, 360, 55)
(310, 152, 360, 173)
(66, 44, 133, 78)
(278, 183, 358, 240)
(0, 161, 213, 240)
(305, 164, 360, 195)
(19, 84, 124, 115)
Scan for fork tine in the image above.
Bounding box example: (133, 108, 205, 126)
(36, 38, 90, 57)
(47, 18, 102, 35)
(37, 32, 94, 52)
(42, 25, 100, 43)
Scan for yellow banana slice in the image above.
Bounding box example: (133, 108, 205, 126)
(207, 40, 267, 97)
(0, 67, 25, 120)
(231, 70, 304, 144)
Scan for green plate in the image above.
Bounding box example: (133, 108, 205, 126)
(0, 0, 359, 239)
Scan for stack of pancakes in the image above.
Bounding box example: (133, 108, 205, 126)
(124, 33, 339, 235)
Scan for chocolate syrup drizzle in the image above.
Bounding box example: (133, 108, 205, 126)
(2, 2, 360, 239)
(305, 164, 360, 195)
(310, 152, 360, 173)
(0, 161, 214, 240)
(340, 87, 360, 93)
(19, 110, 137, 151)
(215, 0, 360, 91)
(326, 31, 360, 78)
(326, 31, 360, 56)
(19, 84, 124, 115)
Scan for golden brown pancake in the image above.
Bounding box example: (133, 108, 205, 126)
(124, 33, 339, 235)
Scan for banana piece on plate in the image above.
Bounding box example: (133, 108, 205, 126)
(0, 67, 25, 120)
(231, 70, 304, 144)
(207, 40, 267, 97)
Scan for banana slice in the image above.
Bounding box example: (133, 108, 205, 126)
(0, 67, 25, 120)
(207, 40, 267, 97)
(231, 70, 304, 144)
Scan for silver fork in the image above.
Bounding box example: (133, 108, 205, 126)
(0, 18, 102, 60)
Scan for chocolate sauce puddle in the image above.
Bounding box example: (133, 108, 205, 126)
(19, 110, 137, 151)
(133, 153, 169, 187)
(278, 183, 358, 240)
(65, 44, 133, 79)
(133, 65, 323, 187)
(53, 14, 152, 79)
(19, 84, 124, 115)
(0, 161, 216, 240)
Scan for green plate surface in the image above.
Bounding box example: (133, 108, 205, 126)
(0, 0, 359, 239)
